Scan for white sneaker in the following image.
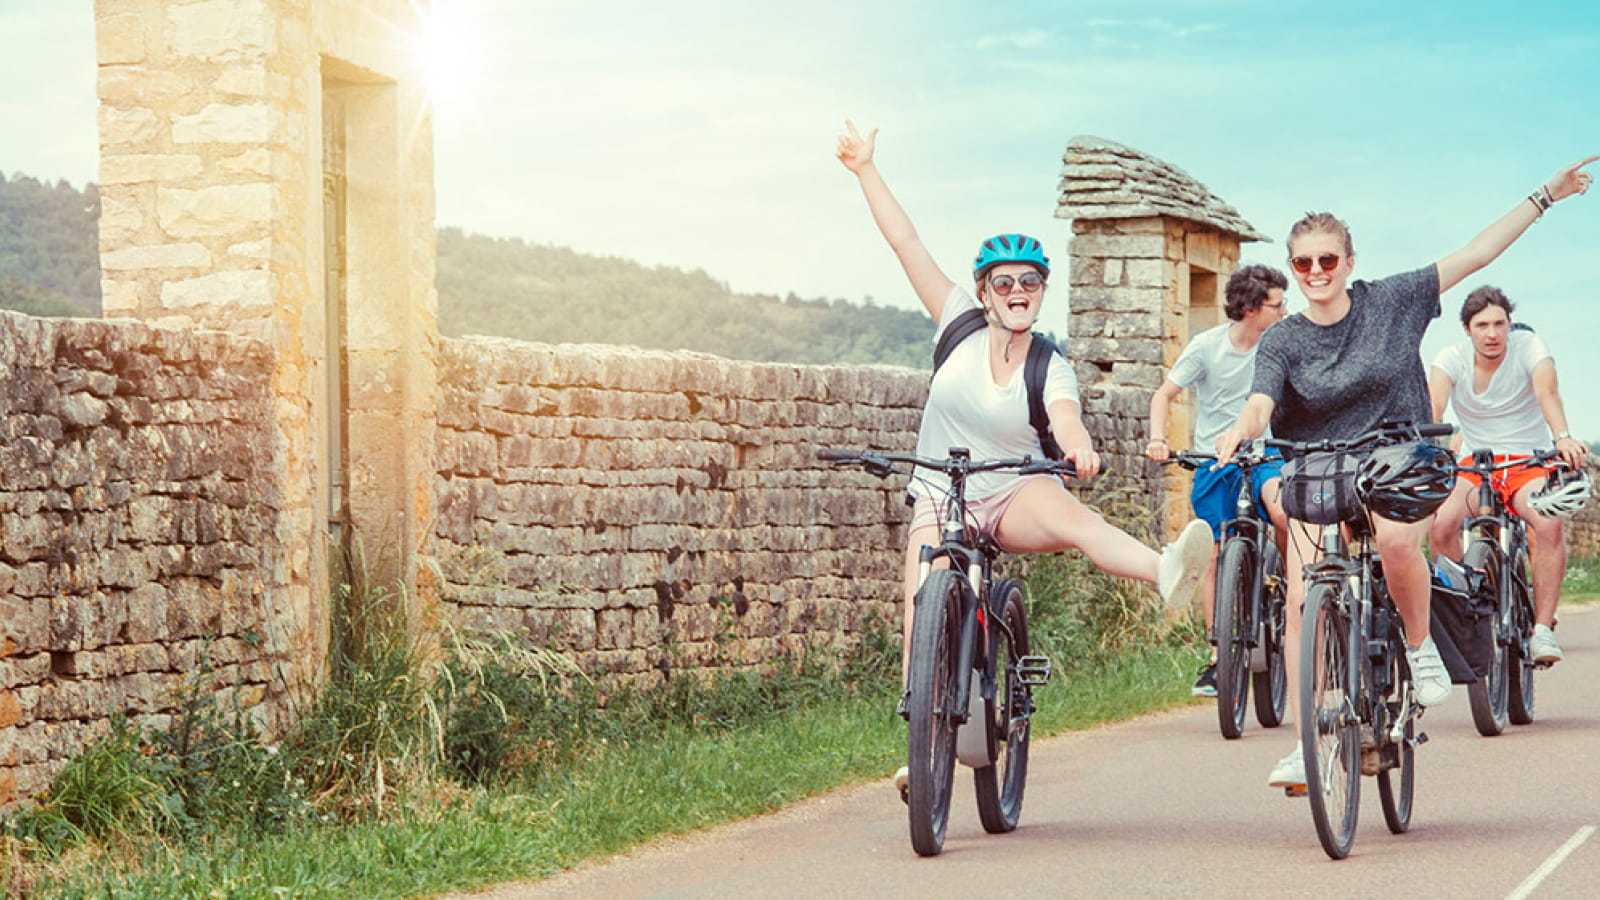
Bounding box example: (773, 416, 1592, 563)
(1407, 636, 1453, 707)
(893, 765, 909, 804)
(1530, 624, 1564, 664)
(1158, 519, 1212, 611)
(1268, 747, 1306, 790)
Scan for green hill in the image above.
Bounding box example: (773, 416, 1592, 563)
(0, 170, 935, 367)
(435, 227, 934, 367)
(0, 171, 102, 315)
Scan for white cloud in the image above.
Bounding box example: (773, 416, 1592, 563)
(976, 29, 1051, 51)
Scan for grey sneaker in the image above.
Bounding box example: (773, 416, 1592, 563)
(1268, 747, 1306, 791)
(1158, 519, 1212, 611)
(893, 765, 909, 804)
(1407, 636, 1453, 707)
(1530, 624, 1564, 665)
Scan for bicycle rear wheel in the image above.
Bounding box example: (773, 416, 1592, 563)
(974, 579, 1031, 834)
(1464, 539, 1509, 737)
(1378, 638, 1416, 833)
(1301, 580, 1361, 860)
(1213, 539, 1254, 739)
(1252, 542, 1288, 729)
(906, 569, 964, 856)
(1507, 544, 1537, 726)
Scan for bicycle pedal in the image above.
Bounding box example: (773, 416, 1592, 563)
(1361, 747, 1381, 776)
(1016, 655, 1052, 686)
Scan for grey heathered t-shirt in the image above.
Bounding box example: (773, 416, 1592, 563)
(1251, 265, 1440, 442)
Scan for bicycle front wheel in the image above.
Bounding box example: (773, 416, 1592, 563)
(1507, 543, 1537, 726)
(1214, 539, 1254, 739)
(1378, 636, 1416, 833)
(974, 579, 1031, 834)
(906, 569, 965, 856)
(1253, 541, 1288, 728)
(1301, 579, 1361, 860)
(1464, 538, 1509, 737)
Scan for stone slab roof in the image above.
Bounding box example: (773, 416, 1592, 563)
(1055, 136, 1269, 242)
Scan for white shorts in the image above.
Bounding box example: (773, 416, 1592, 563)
(908, 475, 1058, 550)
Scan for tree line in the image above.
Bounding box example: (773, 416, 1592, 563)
(0, 170, 937, 368)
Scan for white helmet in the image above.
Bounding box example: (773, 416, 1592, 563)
(1528, 468, 1592, 518)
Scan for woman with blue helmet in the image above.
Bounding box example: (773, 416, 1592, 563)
(836, 121, 1213, 796)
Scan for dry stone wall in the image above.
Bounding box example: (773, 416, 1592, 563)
(0, 312, 282, 802)
(431, 338, 926, 681)
(1566, 459, 1600, 557)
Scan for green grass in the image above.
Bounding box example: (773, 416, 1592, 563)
(1563, 553, 1600, 603)
(20, 641, 1199, 899)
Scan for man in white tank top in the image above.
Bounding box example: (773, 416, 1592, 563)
(1428, 286, 1590, 663)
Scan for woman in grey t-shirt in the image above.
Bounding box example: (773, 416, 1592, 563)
(1215, 155, 1597, 791)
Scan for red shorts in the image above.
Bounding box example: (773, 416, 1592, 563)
(1456, 455, 1552, 510)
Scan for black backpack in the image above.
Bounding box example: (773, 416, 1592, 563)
(931, 308, 1065, 461)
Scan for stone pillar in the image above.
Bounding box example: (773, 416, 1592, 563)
(95, 0, 439, 694)
(1055, 136, 1265, 542)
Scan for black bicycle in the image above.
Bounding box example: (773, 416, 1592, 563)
(817, 446, 1066, 856)
(1453, 449, 1559, 736)
(1168, 444, 1288, 739)
(1269, 420, 1453, 860)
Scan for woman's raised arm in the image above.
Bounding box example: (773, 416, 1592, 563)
(837, 121, 956, 320)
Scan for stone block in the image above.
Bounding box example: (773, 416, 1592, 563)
(157, 184, 273, 239)
(159, 270, 271, 309)
(99, 106, 162, 146)
(167, 0, 270, 61)
(172, 102, 270, 145)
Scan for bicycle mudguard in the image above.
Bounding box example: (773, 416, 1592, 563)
(956, 668, 992, 767)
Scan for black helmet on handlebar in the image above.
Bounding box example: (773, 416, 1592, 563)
(1355, 441, 1457, 523)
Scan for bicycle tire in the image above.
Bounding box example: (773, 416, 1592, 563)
(1378, 634, 1416, 833)
(1213, 539, 1253, 739)
(905, 569, 964, 856)
(974, 579, 1031, 834)
(1301, 579, 1361, 860)
(1463, 538, 1509, 736)
(1253, 542, 1288, 729)
(1507, 543, 1537, 726)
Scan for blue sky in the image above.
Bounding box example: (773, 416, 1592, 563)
(4, 1, 1599, 438)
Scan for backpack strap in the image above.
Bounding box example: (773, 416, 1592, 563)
(932, 308, 988, 372)
(1024, 334, 1065, 461)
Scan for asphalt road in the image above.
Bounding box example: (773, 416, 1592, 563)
(445, 605, 1599, 899)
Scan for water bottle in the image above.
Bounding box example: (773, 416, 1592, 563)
(1434, 555, 1468, 591)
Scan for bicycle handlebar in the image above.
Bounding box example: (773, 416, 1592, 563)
(815, 447, 1080, 480)
(1263, 420, 1455, 457)
(1454, 447, 1566, 476)
(1164, 442, 1276, 471)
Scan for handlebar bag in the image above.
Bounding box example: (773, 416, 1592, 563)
(1280, 451, 1363, 525)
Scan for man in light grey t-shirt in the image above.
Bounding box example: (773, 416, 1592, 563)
(1148, 264, 1291, 697)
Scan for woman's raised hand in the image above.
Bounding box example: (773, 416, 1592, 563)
(1543, 155, 1598, 202)
(835, 120, 878, 174)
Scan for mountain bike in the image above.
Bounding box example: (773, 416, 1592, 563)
(1453, 449, 1560, 736)
(1166, 445, 1288, 739)
(1269, 420, 1453, 860)
(816, 446, 1067, 857)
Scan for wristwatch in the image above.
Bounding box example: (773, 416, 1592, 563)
(1555, 431, 1573, 441)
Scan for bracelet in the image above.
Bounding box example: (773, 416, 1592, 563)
(1148, 436, 1168, 444)
(1555, 431, 1573, 441)
(1529, 186, 1554, 214)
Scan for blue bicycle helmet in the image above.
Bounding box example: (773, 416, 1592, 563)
(973, 233, 1050, 280)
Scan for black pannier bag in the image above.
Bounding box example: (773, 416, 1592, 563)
(1281, 451, 1364, 525)
(1427, 568, 1494, 685)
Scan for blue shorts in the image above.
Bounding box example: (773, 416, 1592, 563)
(1190, 454, 1285, 540)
